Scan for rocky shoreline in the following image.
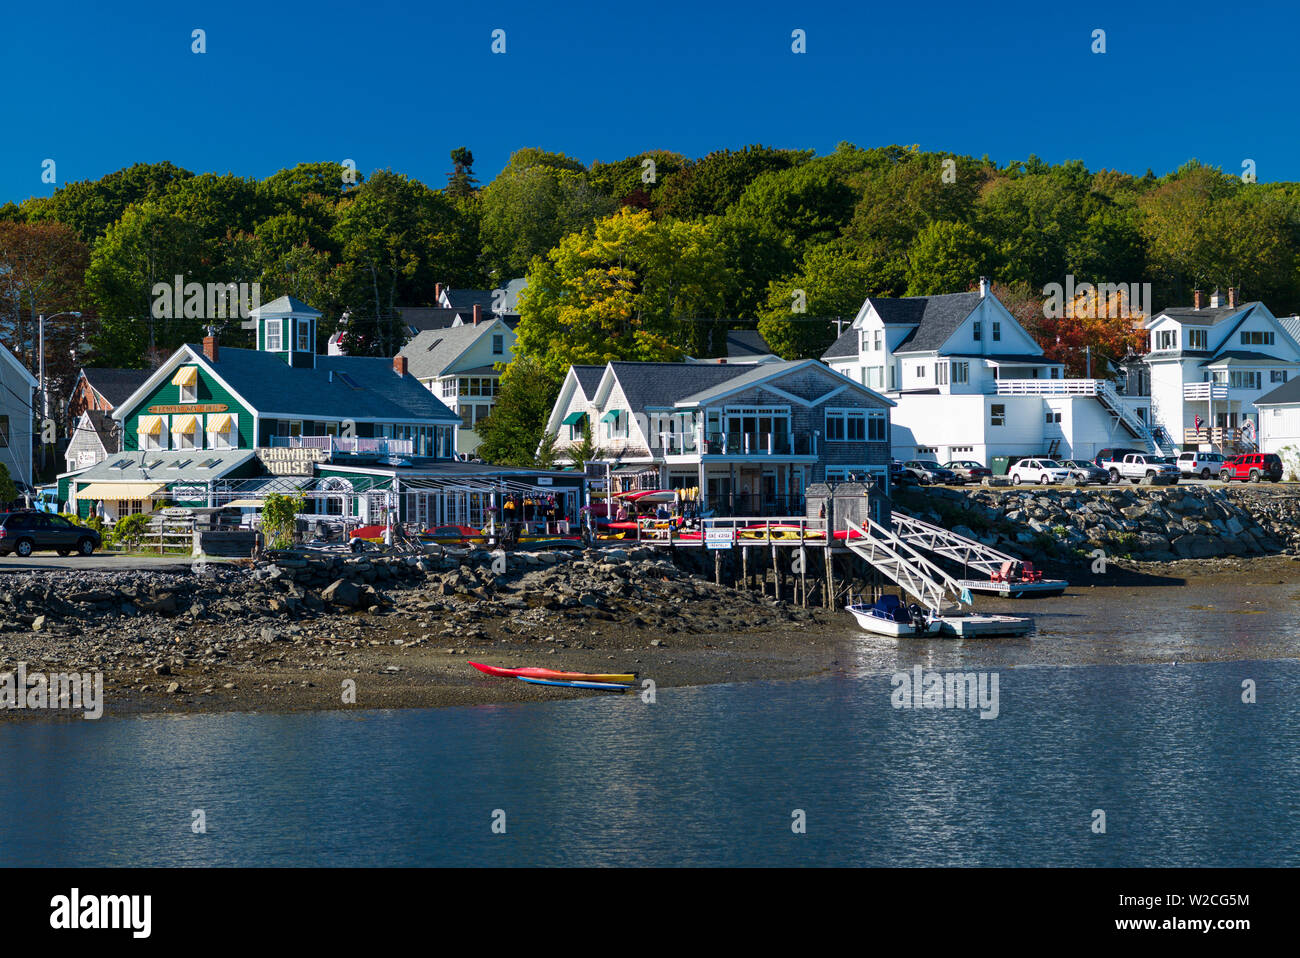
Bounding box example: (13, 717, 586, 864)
(894, 483, 1300, 563)
(4, 485, 1300, 720)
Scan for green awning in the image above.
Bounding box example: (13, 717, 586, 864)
(600, 410, 620, 423)
(561, 411, 587, 426)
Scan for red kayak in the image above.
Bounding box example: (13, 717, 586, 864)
(469, 661, 636, 683)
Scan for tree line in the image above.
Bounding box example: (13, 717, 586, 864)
(2, 143, 1297, 465)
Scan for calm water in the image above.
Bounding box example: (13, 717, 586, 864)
(1, 658, 1295, 866)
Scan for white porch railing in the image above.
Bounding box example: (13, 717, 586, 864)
(268, 436, 416, 455)
(1183, 383, 1230, 401)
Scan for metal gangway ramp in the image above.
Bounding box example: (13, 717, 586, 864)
(890, 511, 1019, 577)
(842, 518, 969, 614)
(889, 511, 1069, 597)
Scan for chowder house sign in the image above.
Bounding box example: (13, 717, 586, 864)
(148, 403, 229, 415)
(256, 446, 328, 476)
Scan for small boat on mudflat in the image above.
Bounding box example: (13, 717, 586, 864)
(469, 661, 637, 683)
(517, 676, 631, 691)
(846, 595, 1034, 639)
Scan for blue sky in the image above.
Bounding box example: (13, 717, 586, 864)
(3, 0, 1294, 204)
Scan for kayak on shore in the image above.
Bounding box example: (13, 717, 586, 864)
(517, 676, 632, 691)
(469, 661, 637, 683)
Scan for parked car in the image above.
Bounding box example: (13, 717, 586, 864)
(888, 460, 917, 487)
(1112, 453, 1181, 484)
(901, 460, 959, 485)
(943, 460, 993, 484)
(1219, 452, 1284, 483)
(0, 511, 101, 557)
(1093, 448, 1145, 472)
(1009, 458, 1072, 485)
(1176, 451, 1226, 479)
(1060, 459, 1110, 484)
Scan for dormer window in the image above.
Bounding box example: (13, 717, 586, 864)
(171, 365, 198, 403)
(1156, 330, 1178, 351)
(265, 319, 282, 351)
(1188, 329, 1207, 350)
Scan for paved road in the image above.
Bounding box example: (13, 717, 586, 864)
(0, 553, 230, 574)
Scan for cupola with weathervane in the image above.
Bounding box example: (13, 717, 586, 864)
(247, 296, 321, 368)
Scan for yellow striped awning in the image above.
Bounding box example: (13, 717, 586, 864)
(171, 414, 198, 433)
(77, 482, 166, 501)
(171, 366, 198, 387)
(137, 415, 163, 435)
(206, 413, 232, 432)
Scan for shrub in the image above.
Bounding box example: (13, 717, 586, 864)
(110, 513, 151, 551)
(261, 493, 305, 550)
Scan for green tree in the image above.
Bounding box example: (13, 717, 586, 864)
(474, 355, 561, 466)
(570, 415, 601, 466)
(655, 145, 812, 219)
(22, 161, 192, 243)
(904, 221, 994, 295)
(0, 463, 16, 505)
(513, 209, 726, 381)
(447, 147, 478, 198)
(479, 152, 617, 281)
(261, 493, 305, 550)
(757, 243, 875, 358)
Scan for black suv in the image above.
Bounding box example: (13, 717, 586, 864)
(0, 511, 101, 557)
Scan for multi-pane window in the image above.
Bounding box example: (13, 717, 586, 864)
(973, 322, 982, 341)
(1156, 330, 1178, 350)
(1240, 331, 1275, 346)
(826, 409, 886, 442)
(1188, 329, 1208, 350)
(458, 377, 499, 397)
(915, 365, 926, 379)
(990, 404, 1006, 426)
(952, 362, 969, 385)
(1271, 370, 1289, 383)
(1045, 411, 1062, 424)
(265, 319, 282, 351)
(935, 363, 949, 385)
(297, 319, 312, 352)
(992, 322, 1001, 342)
(492, 334, 504, 355)
(866, 367, 884, 389)
(1230, 371, 1262, 389)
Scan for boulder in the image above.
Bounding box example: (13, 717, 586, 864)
(322, 578, 362, 607)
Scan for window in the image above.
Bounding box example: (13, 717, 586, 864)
(1188, 329, 1208, 350)
(973, 322, 982, 342)
(873, 330, 882, 351)
(1045, 411, 1062, 424)
(1230, 370, 1262, 390)
(180, 381, 196, 403)
(866, 410, 886, 442)
(992, 322, 1001, 342)
(0, 415, 7, 448)
(265, 319, 282, 351)
(1050, 367, 1060, 379)
(990, 404, 1006, 427)
(441, 379, 456, 398)
(952, 362, 969, 385)
(866, 366, 884, 389)
(935, 363, 949, 385)
(492, 334, 504, 356)
(915, 365, 926, 379)
(825, 409, 866, 441)
(297, 319, 312, 352)
(1240, 331, 1275, 346)
(1271, 370, 1289, 383)
(888, 366, 896, 390)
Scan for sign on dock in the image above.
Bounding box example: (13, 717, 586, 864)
(705, 527, 734, 550)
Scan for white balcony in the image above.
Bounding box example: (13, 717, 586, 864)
(1183, 383, 1230, 401)
(268, 435, 415, 455)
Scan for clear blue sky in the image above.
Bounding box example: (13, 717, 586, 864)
(4, 0, 1294, 204)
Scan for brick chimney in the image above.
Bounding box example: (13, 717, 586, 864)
(473, 304, 481, 325)
(1193, 288, 1202, 310)
(203, 335, 219, 362)
(393, 355, 408, 376)
(435, 283, 443, 302)
(1228, 286, 1238, 308)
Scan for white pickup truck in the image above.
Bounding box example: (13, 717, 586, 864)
(1104, 453, 1181, 484)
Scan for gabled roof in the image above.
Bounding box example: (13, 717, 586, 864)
(250, 295, 321, 317)
(398, 307, 466, 333)
(1257, 378, 1300, 406)
(723, 328, 774, 358)
(0, 339, 39, 389)
(116, 345, 461, 425)
(572, 365, 605, 400)
(1199, 350, 1288, 366)
(821, 291, 984, 360)
(602, 361, 760, 414)
(440, 288, 497, 311)
(77, 409, 119, 449)
(399, 321, 510, 380)
(77, 367, 151, 408)
(677, 358, 896, 408)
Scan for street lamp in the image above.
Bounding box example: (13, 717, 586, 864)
(39, 311, 82, 423)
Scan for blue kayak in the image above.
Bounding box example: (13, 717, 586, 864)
(517, 676, 631, 692)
